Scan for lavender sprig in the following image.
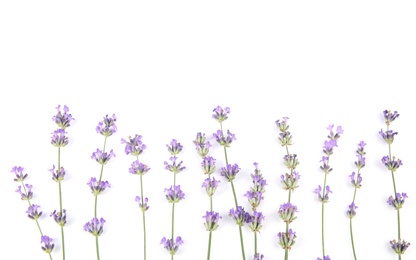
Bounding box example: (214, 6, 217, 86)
(380, 110, 410, 258)
(348, 141, 366, 260)
(316, 124, 343, 260)
(212, 106, 246, 260)
(51, 105, 74, 260)
(122, 134, 151, 260)
(276, 117, 300, 260)
(11, 166, 54, 260)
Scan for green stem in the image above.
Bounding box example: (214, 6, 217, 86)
(171, 203, 175, 240)
(321, 170, 328, 259)
(95, 236, 100, 260)
(207, 231, 212, 260)
(61, 226, 65, 260)
(230, 181, 239, 208)
(238, 225, 246, 260)
(350, 219, 357, 260)
(94, 195, 98, 218)
(254, 231, 257, 255)
(143, 212, 147, 260)
(98, 136, 107, 182)
(57, 147, 66, 260)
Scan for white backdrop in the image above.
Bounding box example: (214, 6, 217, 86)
(1, 1, 416, 259)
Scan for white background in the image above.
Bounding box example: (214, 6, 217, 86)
(1, 1, 416, 259)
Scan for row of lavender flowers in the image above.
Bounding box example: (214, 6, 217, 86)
(10, 106, 409, 260)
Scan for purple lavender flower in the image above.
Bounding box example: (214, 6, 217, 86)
(387, 193, 408, 209)
(50, 209, 67, 226)
(327, 124, 343, 140)
(381, 156, 403, 172)
(229, 206, 251, 226)
(160, 236, 184, 255)
(212, 106, 230, 123)
(194, 133, 212, 158)
(275, 117, 289, 132)
(129, 160, 151, 175)
(203, 211, 222, 231)
(314, 185, 332, 202)
(220, 163, 240, 182)
(383, 110, 399, 125)
(135, 196, 149, 212)
(277, 229, 296, 249)
(390, 239, 410, 255)
(87, 177, 111, 195)
(249, 211, 265, 232)
(84, 217, 106, 236)
(166, 139, 183, 155)
(193, 132, 207, 145)
(202, 177, 220, 196)
(355, 154, 366, 169)
(319, 156, 332, 173)
(323, 139, 338, 155)
(52, 105, 74, 129)
(278, 131, 293, 146)
(349, 172, 362, 188)
(244, 191, 264, 211)
(278, 202, 298, 223)
(27, 204, 42, 220)
(283, 154, 299, 170)
(96, 114, 117, 136)
(317, 256, 331, 260)
(164, 156, 186, 174)
(253, 253, 264, 260)
(51, 129, 68, 147)
(252, 174, 267, 193)
(16, 184, 33, 200)
(164, 185, 185, 203)
(121, 134, 146, 156)
(201, 156, 216, 175)
(212, 130, 236, 147)
(379, 129, 398, 144)
(11, 166, 28, 182)
(281, 171, 300, 190)
(91, 148, 115, 165)
(347, 202, 358, 218)
(40, 235, 55, 253)
(49, 165, 66, 182)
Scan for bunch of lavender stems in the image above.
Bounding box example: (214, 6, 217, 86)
(122, 134, 150, 260)
(276, 117, 300, 260)
(50, 105, 74, 260)
(380, 110, 410, 258)
(314, 125, 343, 260)
(161, 139, 186, 259)
(85, 114, 117, 260)
(12, 166, 54, 259)
(245, 162, 266, 260)
(347, 141, 366, 260)
(211, 106, 246, 260)
(194, 133, 221, 260)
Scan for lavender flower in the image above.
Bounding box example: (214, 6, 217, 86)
(212, 106, 230, 123)
(347, 202, 358, 218)
(314, 185, 332, 202)
(379, 129, 398, 144)
(49, 165, 66, 182)
(278, 203, 298, 223)
(96, 114, 117, 136)
(87, 177, 111, 195)
(212, 130, 236, 147)
(203, 211, 222, 231)
(277, 229, 296, 250)
(275, 117, 289, 132)
(229, 206, 251, 226)
(135, 196, 149, 212)
(84, 217, 106, 236)
(16, 184, 33, 200)
(193, 133, 212, 158)
(51, 129, 68, 147)
(129, 160, 151, 175)
(248, 211, 265, 232)
(121, 134, 146, 156)
(381, 156, 403, 172)
(317, 256, 331, 260)
(253, 253, 264, 260)
(387, 193, 408, 209)
(220, 163, 240, 182)
(160, 236, 184, 255)
(281, 171, 301, 190)
(349, 172, 362, 188)
(383, 110, 399, 125)
(167, 139, 183, 155)
(327, 124, 343, 140)
(40, 235, 55, 254)
(11, 166, 28, 182)
(283, 154, 299, 170)
(52, 105, 74, 129)
(201, 156, 216, 175)
(193, 132, 207, 145)
(164, 156, 186, 174)
(164, 185, 185, 203)
(244, 191, 264, 211)
(202, 177, 220, 196)
(390, 239, 410, 254)
(26, 204, 42, 220)
(50, 209, 67, 226)
(91, 148, 115, 164)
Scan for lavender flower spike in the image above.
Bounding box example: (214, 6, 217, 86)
(27, 204, 43, 220)
(135, 196, 149, 212)
(164, 156, 186, 174)
(212, 106, 230, 123)
(87, 177, 111, 195)
(129, 160, 151, 175)
(277, 229, 296, 250)
(49, 165, 66, 182)
(50, 209, 67, 226)
(164, 185, 185, 203)
(253, 253, 264, 260)
(52, 105, 74, 129)
(41, 235, 55, 254)
(229, 206, 251, 226)
(121, 134, 146, 156)
(16, 184, 33, 200)
(220, 163, 240, 182)
(383, 110, 399, 125)
(51, 129, 68, 147)
(11, 166, 28, 182)
(96, 114, 117, 136)
(161, 236, 184, 255)
(202, 177, 220, 196)
(390, 239, 410, 255)
(203, 211, 222, 231)
(317, 256, 331, 260)
(84, 217, 106, 236)
(167, 139, 183, 155)
(91, 148, 115, 165)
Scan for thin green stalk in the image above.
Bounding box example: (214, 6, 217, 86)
(230, 181, 239, 208)
(254, 231, 257, 255)
(238, 225, 246, 260)
(143, 212, 147, 260)
(350, 219, 357, 260)
(321, 170, 328, 259)
(171, 203, 175, 240)
(94, 195, 98, 218)
(95, 236, 100, 260)
(207, 231, 212, 260)
(57, 147, 66, 260)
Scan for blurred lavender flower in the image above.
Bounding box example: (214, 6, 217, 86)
(229, 206, 251, 226)
(91, 148, 115, 165)
(84, 217, 106, 236)
(381, 156, 403, 172)
(245, 191, 264, 212)
(51, 129, 68, 147)
(135, 196, 149, 212)
(96, 114, 117, 136)
(16, 184, 33, 200)
(11, 166, 28, 182)
(281, 171, 301, 190)
(50, 209, 67, 226)
(129, 160, 151, 175)
(387, 193, 408, 209)
(194, 132, 211, 158)
(220, 163, 240, 182)
(212, 130, 236, 147)
(52, 105, 74, 129)
(277, 229, 296, 250)
(248, 211, 264, 232)
(201, 156, 216, 175)
(379, 130, 398, 144)
(327, 124, 343, 140)
(160, 236, 184, 255)
(314, 185, 332, 202)
(121, 134, 146, 156)
(347, 202, 358, 218)
(167, 139, 183, 155)
(317, 256, 331, 260)
(164, 156, 186, 174)
(278, 203, 298, 223)
(275, 117, 289, 132)
(283, 154, 299, 170)
(27, 204, 42, 220)
(164, 185, 185, 203)
(383, 110, 399, 125)
(212, 106, 230, 123)
(349, 172, 362, 188)
(87, 177, 111, 195)
(253, 253, 264, 260)
(319, 156, 332, 174)
(390, 239, 410, 255)
(40, 235, 55, 254)
(49, 165, 66, 182)
(202, 177, 220, 197)
(203, 211, 222, 231)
